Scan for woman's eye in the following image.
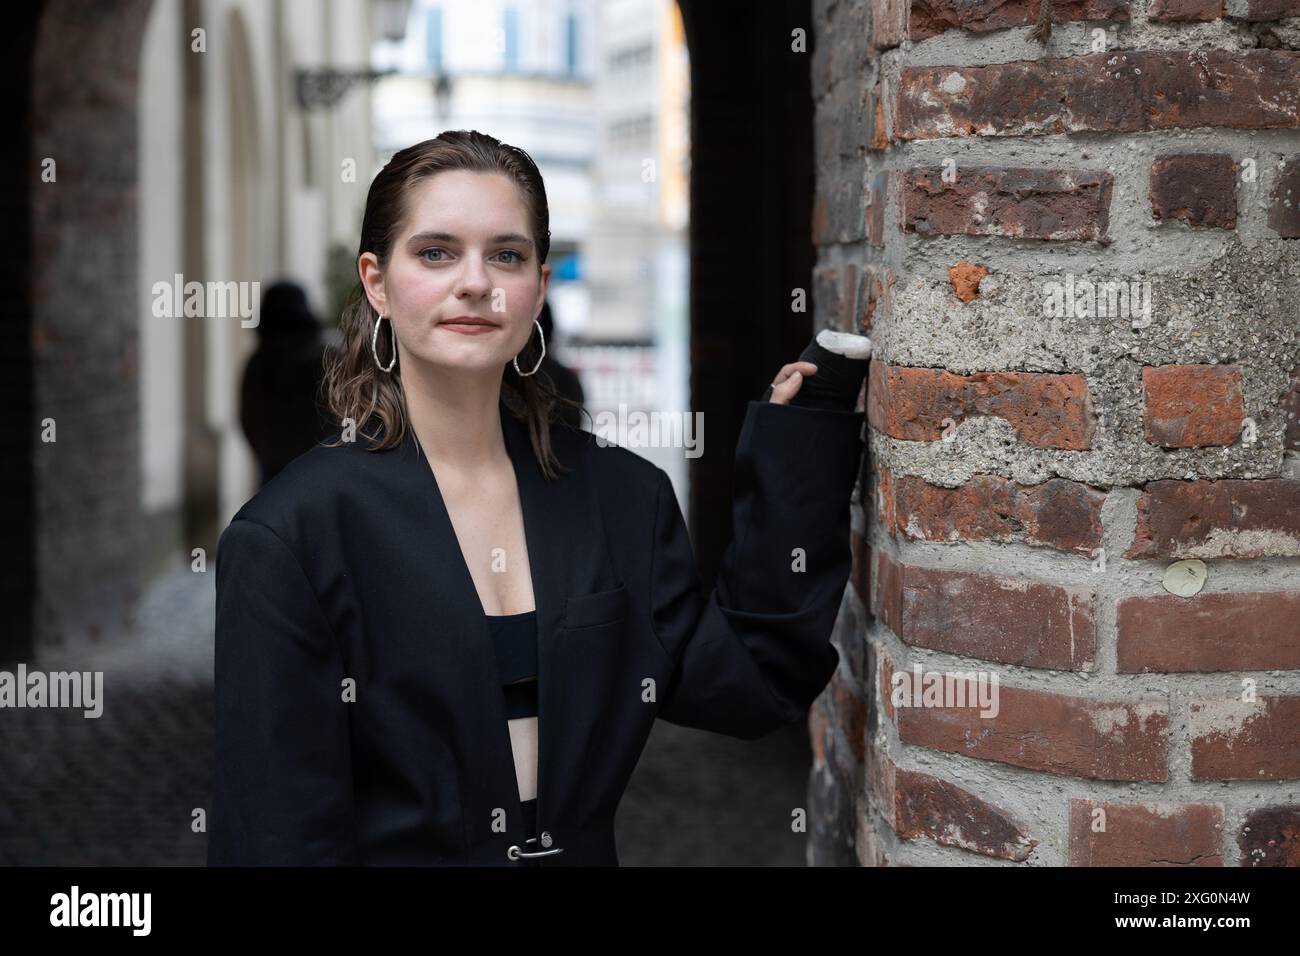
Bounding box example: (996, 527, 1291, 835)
(418, 248, 521, 264)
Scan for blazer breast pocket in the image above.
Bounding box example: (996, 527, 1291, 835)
(563, 583, 628, 631)
(560, 584, 628, 717)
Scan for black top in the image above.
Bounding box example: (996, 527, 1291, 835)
(486, 610, 539, 720)
(485, 610, 539, 841)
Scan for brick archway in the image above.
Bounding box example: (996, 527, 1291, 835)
(4, 0, 825, 659)
(4, 0, 157, 659)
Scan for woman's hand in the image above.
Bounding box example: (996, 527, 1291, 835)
(766, 331, 873, 407)
(768, 362, 819, 405)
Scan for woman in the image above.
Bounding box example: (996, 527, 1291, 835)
(209, 130, 872, 866)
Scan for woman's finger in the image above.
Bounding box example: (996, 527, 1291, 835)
(768, 361, 818, 405)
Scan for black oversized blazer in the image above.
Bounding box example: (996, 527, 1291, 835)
(208, 391, 865, 866)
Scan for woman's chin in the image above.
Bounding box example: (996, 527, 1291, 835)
(407, 342, 511, 373)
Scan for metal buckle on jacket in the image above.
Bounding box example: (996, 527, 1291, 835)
(507, 831, 565, 860)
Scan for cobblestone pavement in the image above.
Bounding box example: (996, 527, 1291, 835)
(1, 566, 813, 866)
(1, 564, 215, 866)
(618, 719, 816, 866)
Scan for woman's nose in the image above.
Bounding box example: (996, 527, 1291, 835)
(454, 256, 493, 297)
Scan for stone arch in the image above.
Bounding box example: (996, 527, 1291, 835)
(5, 0, 819, 659)
(27, 0, 156, 653)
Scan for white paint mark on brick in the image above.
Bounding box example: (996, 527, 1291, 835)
(941, 71, 967, 96)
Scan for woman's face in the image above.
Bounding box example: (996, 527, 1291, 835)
(361, 169, 550, 374)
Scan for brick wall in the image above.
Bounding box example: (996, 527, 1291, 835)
(808, 0, 1300, 866)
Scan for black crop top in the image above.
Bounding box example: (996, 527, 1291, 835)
(485, 610, 539, 843)
(486, 610, 539, 719)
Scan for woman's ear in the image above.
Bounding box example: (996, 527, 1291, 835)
(358, 252, 387, 315)
(535, 263, 552, 315)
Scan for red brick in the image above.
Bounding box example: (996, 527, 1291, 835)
(814, 177, 864, 245)
(866, 171, 891, 247)
(1244, 0, 1300, 18)
(871, 0, 909, 51)
(840, 263, 860, 333)
(902, 166, 1113, 242)
(877, 466, 1105, 555)
(870, 542, 903, 623)
(811, 193, 830, 245)
(880, 653, 1169, 781)
(874, 551, 1096, 669)
(865, 685, 890, 813)
(865, 637, 879, 735)
(892, 765, 1039, 861)
(1149, 154, 1238, 228)
(813, 0, 871, 95)
(895, 51, 1300, 141)
(910, 0, 1130, 40)
(1149, 0, 1223, 19)
(867, 360, 1096, 450)
(830, 667, 867, 763)
(809, 691, 831, 768)
(813, 266, 841, 332)
(856, 815, 893, 867)
(851, 527, 872, 607)
(814, 81, 868, 242)
(1118, 591, 1300, 672)
(1190, 696, 1300, 780)
(869, 739, 896, 821)
(1268, 156, 1300, 239)
(1127, 478, 1300, 559)
(948, 262, 988, 302)
(1069, 800, 1224, 866)
(870, 82, 891, 151)
(843, 286, 867, 343)
(1239, 806, 1300, 866)
(857, 265, 893, 332)
(1142, 364, 1245, 448)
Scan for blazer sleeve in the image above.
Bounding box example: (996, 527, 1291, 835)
(650, 398, 864, 740)
(209, 517, 356, 865)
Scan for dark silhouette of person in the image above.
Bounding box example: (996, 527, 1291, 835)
(238, 280, 334, 487)
(535, 299, 586, 429)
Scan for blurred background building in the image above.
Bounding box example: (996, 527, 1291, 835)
(23, 0, 700, 660)
(368, 0, 690, 486)
(137, 0, 378, 587)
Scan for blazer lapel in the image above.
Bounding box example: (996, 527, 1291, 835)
(499, 400, 608, 835)
(393, 399, 613, 852)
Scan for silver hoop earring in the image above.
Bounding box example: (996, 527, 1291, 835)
(513, 319, 546, 377)
(372, 314, 397, 372)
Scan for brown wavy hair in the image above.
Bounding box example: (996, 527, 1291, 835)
(321, 130, 586, 479)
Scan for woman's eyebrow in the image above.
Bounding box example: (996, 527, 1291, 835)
(407, 230, 534, 247)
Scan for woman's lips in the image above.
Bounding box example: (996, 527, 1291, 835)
(438, 320, 500, 335)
